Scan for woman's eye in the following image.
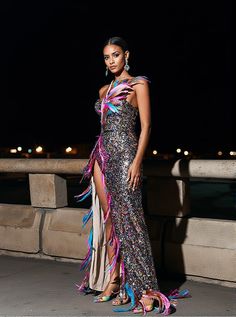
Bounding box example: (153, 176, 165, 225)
(114, 53, 120, 58)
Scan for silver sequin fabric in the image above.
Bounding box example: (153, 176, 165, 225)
(84, 78, 159, 300)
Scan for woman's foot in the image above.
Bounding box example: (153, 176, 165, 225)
(94, 276, 120, 303)
(133, 292, 154, 313)
(112, 290, 130, 306)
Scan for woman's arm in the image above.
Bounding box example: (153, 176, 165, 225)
(127, 80, 152, 190)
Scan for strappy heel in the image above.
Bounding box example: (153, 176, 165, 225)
(133, 289, 171, 315)
(94, 276, 120, 303)
(112, 289, 130, 306)
(132, 295, 154, 314)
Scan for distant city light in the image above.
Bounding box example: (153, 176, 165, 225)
(217, 151, 223, 156)
(229, 151, 236, 156)
(36, 146, 43, 153)
(17, 146, 22, 152)
(176, 148, 181, 153)
(65, 147, 72, 153)
(152, 150, 158, 155)
(184, 150, 189, 156)
(10, 148, 17, 153)
(28, 149, 32, 153)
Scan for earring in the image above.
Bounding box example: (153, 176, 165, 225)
(105, 66, 108, 77)
(124, 59, 130, 71)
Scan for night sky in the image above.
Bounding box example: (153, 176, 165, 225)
(0, 0, 233, 153)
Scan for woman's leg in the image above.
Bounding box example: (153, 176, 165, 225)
(93, 160, 120, 295)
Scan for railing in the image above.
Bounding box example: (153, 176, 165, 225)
(1, 158, 236, 178)
(0, 158, 87, 174)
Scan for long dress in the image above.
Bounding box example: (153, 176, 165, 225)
(75, 77, 185, 314)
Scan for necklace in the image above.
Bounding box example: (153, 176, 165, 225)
(115, 77, 130, 82)
(113, 77, 131, 87)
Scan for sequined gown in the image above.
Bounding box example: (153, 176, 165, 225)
(76, 77, 174, 313)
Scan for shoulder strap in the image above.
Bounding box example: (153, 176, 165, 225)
(130, 76, 150, 84)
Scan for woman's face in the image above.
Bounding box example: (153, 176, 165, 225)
(103, 44, 127, 75)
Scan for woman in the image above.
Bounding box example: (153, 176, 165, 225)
(75, 36, 180, 314)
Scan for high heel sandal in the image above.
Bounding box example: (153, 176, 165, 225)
(133, 290, 171, 315)
(132, 294, 154, 314)
(94, 276, 120, 303)
(112, 289, 130, 306)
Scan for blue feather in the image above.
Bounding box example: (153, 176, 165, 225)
(80, 227, 93, 270)
(107, 102, 120, 113)
(113, 282, 136, 312)
(76, 186, 92, 202)
(88, 227, 93, 245)
(168, 288, 190, 299)
(82, 208, 93, 228)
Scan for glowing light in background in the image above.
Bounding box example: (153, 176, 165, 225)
(17, 146, 22, 152)
(10, 149, 17, 153)
(152, 150, 158, 155)
(65, 147, 72, 153)
(176, 148, 181, 153)
(184, 150, 189, 156)
(36, 146, 43, 153)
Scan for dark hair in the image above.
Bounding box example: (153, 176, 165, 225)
(103, 36, 129, 52)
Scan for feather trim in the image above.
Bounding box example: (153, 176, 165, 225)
(80, 227, 93, 271)
(112, 282, 137, 312)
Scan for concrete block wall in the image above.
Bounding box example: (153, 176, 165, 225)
(42, 207, 91, 259)
(147, 177, 190, 217)
(0, 204, 42, 253)
(29, 174, 68, 208)
(0, 203, 235, 283)
(0, 169, 235, 285)
(163, 217, 236, 282)
(0, 204, 90, 260)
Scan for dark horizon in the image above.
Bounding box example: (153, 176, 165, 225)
(0, 0, 233, 153)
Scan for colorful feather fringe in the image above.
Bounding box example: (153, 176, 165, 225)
(167, 288, 191, 300)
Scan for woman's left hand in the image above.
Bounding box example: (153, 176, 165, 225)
(127, 161, 142, 191)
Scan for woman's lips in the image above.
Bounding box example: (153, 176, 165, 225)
(110, 66, 116, 70)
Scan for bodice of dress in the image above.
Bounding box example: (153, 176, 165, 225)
(94, 99, 138, 135)
(93, 77, 148, 156)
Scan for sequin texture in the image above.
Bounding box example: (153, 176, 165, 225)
(76, 76, 164, 311)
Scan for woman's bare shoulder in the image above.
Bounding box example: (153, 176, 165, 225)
(132, 76, 150, 93)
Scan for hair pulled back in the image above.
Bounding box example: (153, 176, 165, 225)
(103, 36, 129, 52)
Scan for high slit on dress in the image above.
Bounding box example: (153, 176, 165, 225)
(75, 77, 189, 314)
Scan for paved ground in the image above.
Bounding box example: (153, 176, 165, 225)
(0, 255, 235, 316)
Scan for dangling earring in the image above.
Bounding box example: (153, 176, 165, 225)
(105, 66, 108, 77)
(124, 59, 130, 71)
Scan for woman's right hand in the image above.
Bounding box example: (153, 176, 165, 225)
(127, 161, 141, 191)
